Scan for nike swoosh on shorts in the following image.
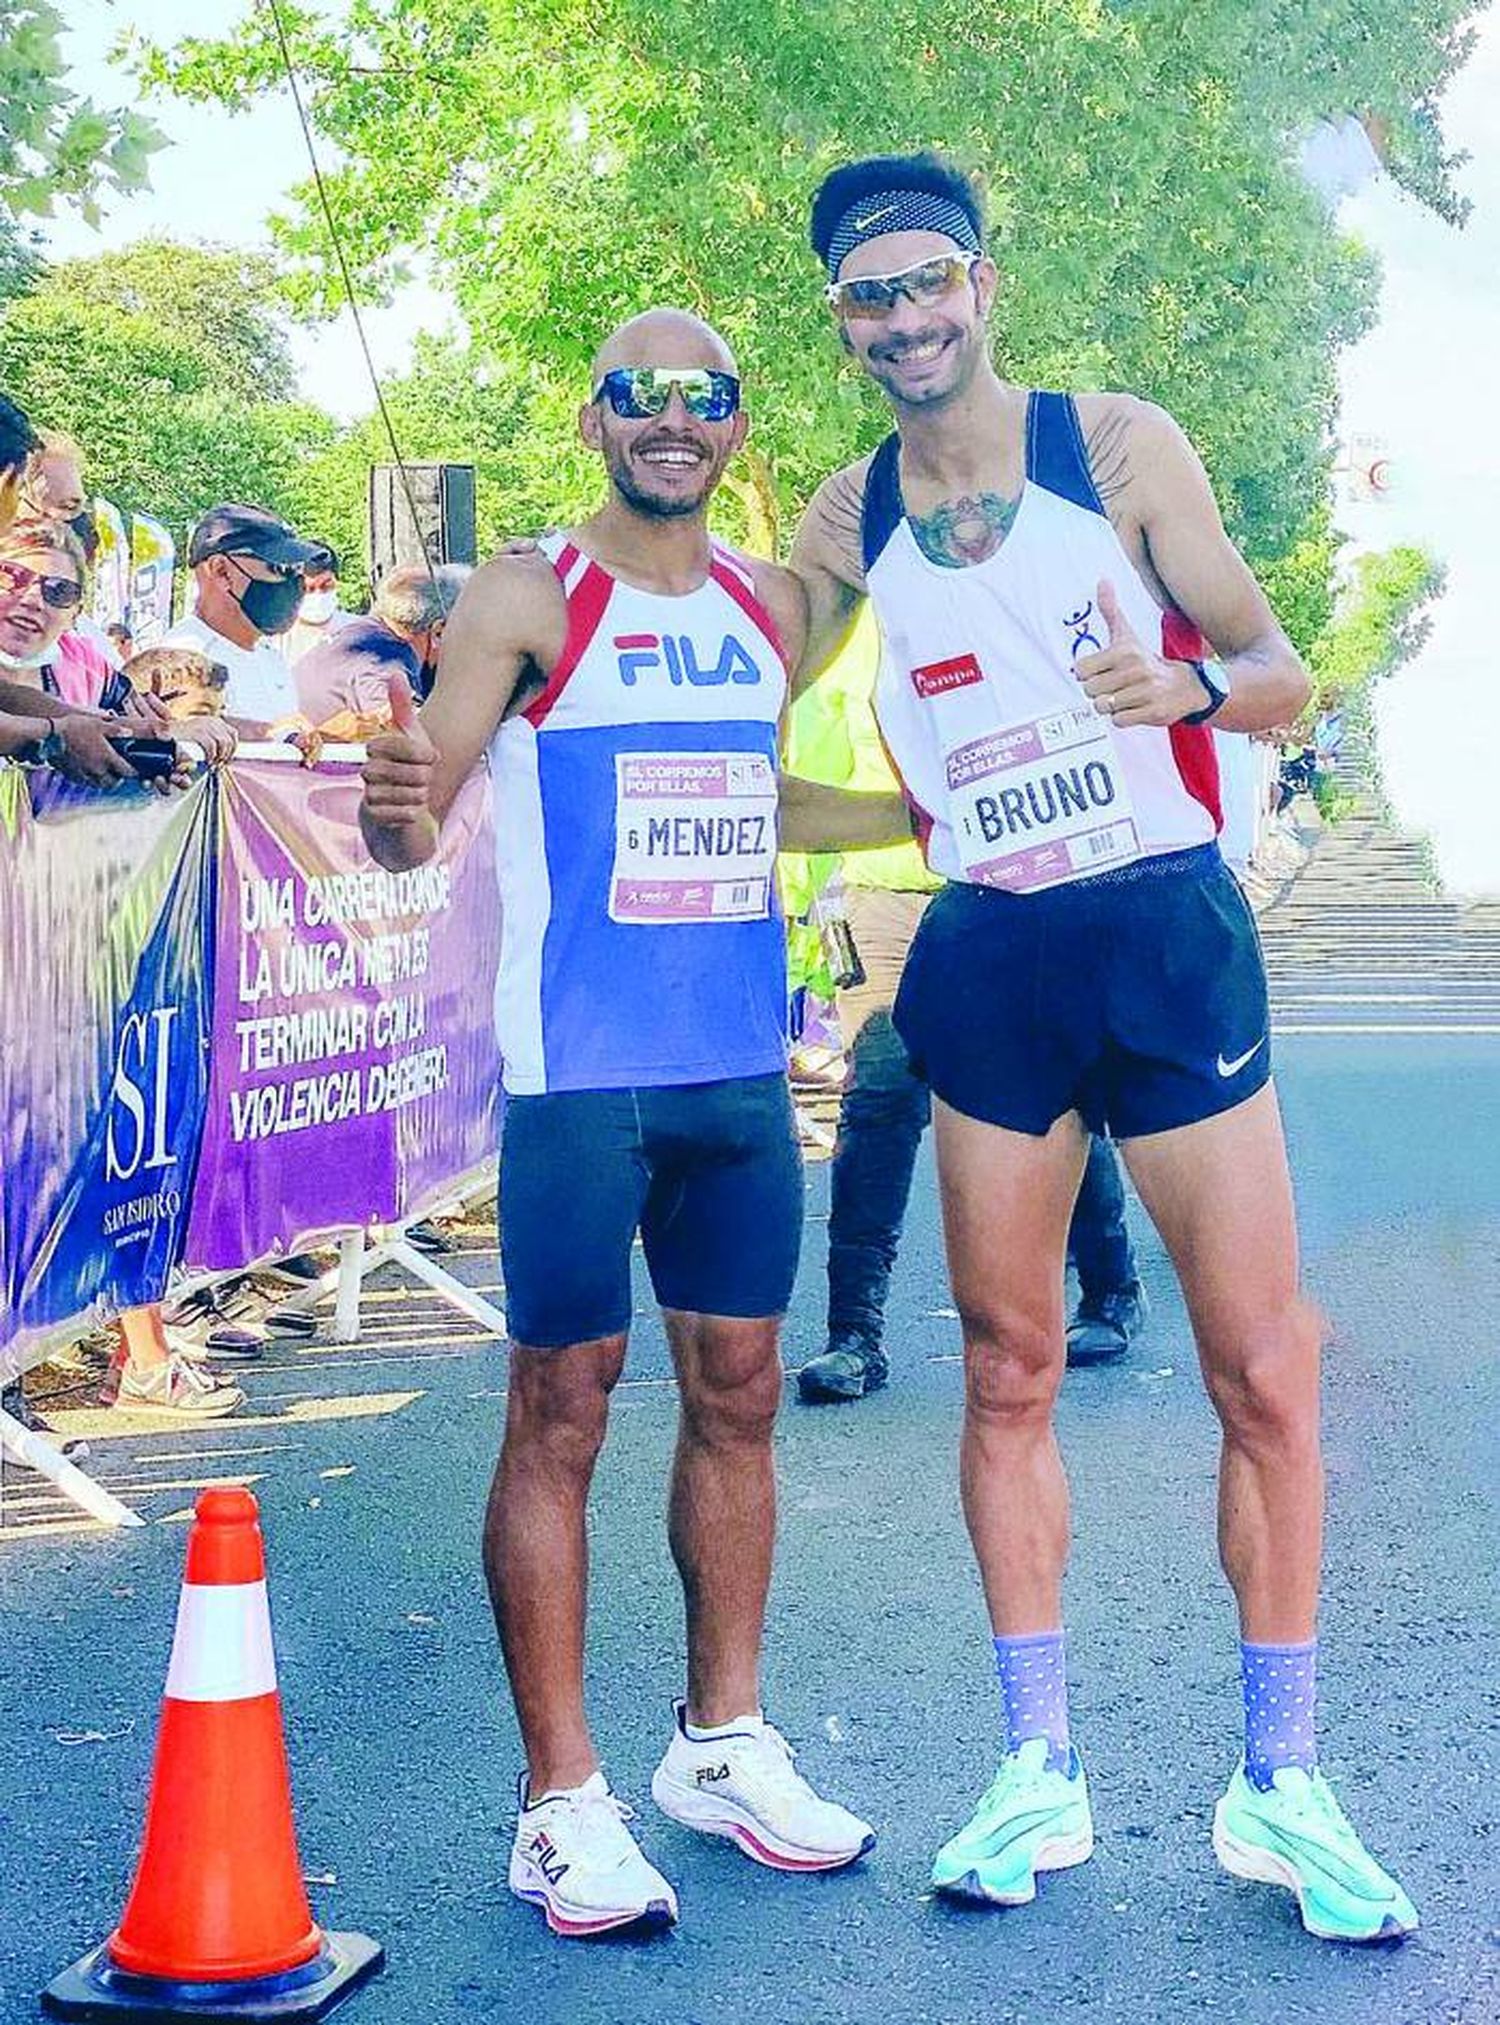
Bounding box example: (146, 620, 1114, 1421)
(1216, 1037, 1267, 1078)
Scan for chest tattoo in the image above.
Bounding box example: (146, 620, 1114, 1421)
(908, 490, 1020, 568)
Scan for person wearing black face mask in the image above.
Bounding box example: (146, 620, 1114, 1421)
(162, 503, 322, 731)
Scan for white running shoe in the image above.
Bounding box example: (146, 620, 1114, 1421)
(508, 1772, 679, 1938)
(114, 1353, 244, 1418)
(651, 1701, 876, 1872)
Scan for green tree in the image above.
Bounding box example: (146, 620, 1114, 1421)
(39, 240, 298, 403)
(1, 1, 161, 220)
(142, 0, 1477, 568)
(0, 244, 336, 539)
(1307, 544, 1444, 711)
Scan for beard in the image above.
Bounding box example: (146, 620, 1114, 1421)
(867, 316, 983, 410)
(600, 435, 722, 521)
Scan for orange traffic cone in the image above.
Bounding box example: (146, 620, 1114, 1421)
(43, 1487, 382, 2021)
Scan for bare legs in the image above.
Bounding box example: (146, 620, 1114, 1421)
(484, 1313, 781, 1792)
(934, 1084, 1322, 1643)
(1121, 1085, 1323, 1640)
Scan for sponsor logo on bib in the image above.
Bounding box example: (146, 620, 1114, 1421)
(911, 651, 984, 699)
(615, 632, 762, 688)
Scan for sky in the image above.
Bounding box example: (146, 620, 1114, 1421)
(40, 3, 1500, 895)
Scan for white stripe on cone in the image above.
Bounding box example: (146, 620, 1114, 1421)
(164, 1581, 279, 1702)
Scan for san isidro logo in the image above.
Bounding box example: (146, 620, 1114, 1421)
(102, 1004, 184, 1241)
(615, 633, 761, 687)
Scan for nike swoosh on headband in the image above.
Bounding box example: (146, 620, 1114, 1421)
(852, 205, 897, 231)
(1216, 1037, 1267, 1078)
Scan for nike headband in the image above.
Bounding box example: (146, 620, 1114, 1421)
(825, 191, 982, 277)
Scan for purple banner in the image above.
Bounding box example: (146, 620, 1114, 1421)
(1, 767, 215, 1381)
(184, 760, 501, 1269)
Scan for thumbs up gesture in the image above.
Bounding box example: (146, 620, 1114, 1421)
(1073, 580, 1209, 728)
(360, 672, 439, 853)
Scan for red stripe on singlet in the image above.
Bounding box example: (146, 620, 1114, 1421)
(1161, 608, 1223, 831)
(709, 551, 791, 674)
(523, 545, 614, 727)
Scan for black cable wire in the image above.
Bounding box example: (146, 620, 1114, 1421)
(261, 0, 441, 590)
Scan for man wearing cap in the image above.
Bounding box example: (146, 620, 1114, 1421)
(164, 505, 320, 729)
(787, 150, 1417, 1945)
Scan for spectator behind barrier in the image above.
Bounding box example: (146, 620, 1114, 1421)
(0, 392, 41, 534)
(125, 645, 230, 718)
(105, 620, 134, 660)
(22, 429, 86, 520)
(163, 502, 321, 733)
(282, 541, 356, 666)
(0, 515, 233, 783)
(51, 507, 127, 705)
(295, 561, 471, 732)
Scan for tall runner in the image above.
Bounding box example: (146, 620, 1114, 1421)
(789, 153, 1416, 1943)
(360, 309, 885, 1940)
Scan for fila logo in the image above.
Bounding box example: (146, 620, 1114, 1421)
(911, 652, 983, 699)
(528, 1832, 570, 1886)
(693, 1764, 731, 1786)
(616, 633, 761, 688)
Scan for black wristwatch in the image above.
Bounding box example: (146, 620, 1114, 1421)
(1180, 659, 1229, 725)
(16, 724, 67, 768)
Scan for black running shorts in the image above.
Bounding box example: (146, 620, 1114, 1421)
(893, 845, 1271, 1139)
(500, 1072, 802, 1348)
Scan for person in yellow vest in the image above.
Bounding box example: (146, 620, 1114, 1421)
(791, 611, 1148, 1402)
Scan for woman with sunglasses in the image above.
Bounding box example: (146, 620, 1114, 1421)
(0, 517, 236, 783)
(0, 518, 140, 785)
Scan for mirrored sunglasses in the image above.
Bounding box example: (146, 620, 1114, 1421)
(592, 367, 741, 421)
(0, 557, 84, 609)
(825, 251, 981, 320)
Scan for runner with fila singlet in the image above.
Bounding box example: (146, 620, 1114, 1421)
(787, 153, 1417, 1943)
(361, 309, 891, 1941)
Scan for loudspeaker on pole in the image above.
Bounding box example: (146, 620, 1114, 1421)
(368, 463, 477, 584)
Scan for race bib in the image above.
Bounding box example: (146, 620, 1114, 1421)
(610, 751, 778, 923)
(947, 706, 1141, 892)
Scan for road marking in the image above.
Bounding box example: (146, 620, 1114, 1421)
(1274, 1023, 1500, 1036)
(1272, 992, 1500, 1004)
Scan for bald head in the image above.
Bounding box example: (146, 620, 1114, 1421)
(590, 307, 737, 384)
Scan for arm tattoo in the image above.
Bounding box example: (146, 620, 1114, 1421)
(909, 490, 1020, 568)
(1084, 410, 1133, 506)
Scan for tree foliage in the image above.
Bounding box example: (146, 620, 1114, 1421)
(1307, 543, 1444, 709)
(141, 0, 1479, 567)
(38, 240, 298, 404)
(0, 244, 334, 536)
(1, 1, 161, 221)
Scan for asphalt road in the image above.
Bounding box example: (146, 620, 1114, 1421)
(2, 1034, 1497, 2025)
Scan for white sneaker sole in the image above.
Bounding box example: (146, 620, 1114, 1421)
(651, 1766, 874, 1873)
(1212, 1805, 1415, 1943)
(509, 1862, 677, 1939)
(934, 1822, 1094, 1906)
(113, 1391, 242, 1419)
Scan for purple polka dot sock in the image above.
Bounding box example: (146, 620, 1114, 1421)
(1240, 1639, 1318, 1791)
(993, 1631, 1071, 1772)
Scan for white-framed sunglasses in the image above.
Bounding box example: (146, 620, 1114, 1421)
(824, 251, 981, 319)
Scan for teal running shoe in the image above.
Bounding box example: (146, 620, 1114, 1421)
(931, 1737, 1093, 1905)
(1213, 1761, 1418, 1943)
